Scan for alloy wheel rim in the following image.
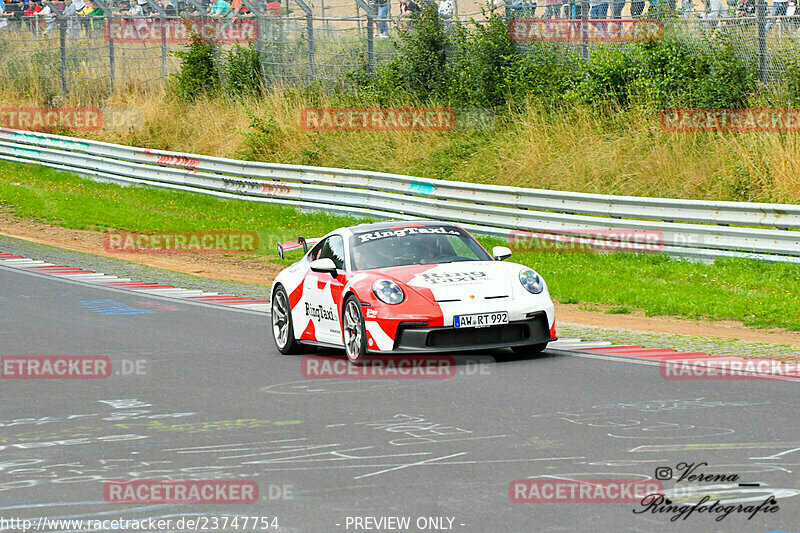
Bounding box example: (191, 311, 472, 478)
(344, 300, 362, 360)
(272, 291, 289, 348)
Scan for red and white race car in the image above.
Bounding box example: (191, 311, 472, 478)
(271, 221, 556, 363)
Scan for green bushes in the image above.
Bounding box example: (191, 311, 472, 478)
(347, 8, 758, 112)
(168, 8, 764, 111)
(170, 34, 221, 102)
(171, 34, 263, 102)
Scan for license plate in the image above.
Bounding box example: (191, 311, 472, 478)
(454, 312, 509, 329)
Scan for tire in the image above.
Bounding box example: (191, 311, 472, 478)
(272, 285, 301, 355)
(511, 343, 548, 356)
(342, 295, 368, 364)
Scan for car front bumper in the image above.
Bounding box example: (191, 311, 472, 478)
(370, 311, 556, 354)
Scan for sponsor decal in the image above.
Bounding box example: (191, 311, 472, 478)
(305, 302, 337, 321)
(418, 271, 488, 284)
(661, 108, 800, 132)
(357, 226, 460, 243)
(103, 480, 258, 504)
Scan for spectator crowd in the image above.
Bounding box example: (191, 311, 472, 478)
(0, 0, 795, 38)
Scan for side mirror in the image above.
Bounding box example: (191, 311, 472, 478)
(492, 246, 512, 261)
(310, 258, 338, 276)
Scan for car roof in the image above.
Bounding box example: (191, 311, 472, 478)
(345, 220, 460, 234)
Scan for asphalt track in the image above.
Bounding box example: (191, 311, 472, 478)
(1, 259, 800, 533)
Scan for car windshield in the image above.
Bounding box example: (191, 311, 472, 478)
(349, 225, 492, 270)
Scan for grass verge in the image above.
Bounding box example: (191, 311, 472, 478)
(1, 159, 798, 331)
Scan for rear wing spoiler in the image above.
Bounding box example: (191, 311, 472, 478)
(277, 236, 322, 259)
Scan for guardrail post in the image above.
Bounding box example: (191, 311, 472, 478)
(756, 0, 767, 83)
(292, 0, 314, 80)
(355, 0, 374, 71)
(94, 0, 115, 94)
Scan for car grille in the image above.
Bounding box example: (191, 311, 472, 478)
(426, 323, 529, 347)
(392, 313, 551, 352)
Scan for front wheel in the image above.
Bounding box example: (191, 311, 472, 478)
(272, 285, 301, 355)
(342, 295, 367, 364)
(511, 343, 548, 356)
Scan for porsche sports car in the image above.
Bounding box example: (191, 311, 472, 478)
(271, 221, 556, 363)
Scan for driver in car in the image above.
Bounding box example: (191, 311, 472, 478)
(419, 238, 441, 264)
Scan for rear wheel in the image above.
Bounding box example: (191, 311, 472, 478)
(272, 285, 301, 355)
(343, 296, 367, 364)
(511, 343, 548, 356)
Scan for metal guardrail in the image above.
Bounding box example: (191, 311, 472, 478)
(1, 127, 799, 262)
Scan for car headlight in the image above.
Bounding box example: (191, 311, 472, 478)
(519, 269, 544, 294)
(373, 279, 405, 304)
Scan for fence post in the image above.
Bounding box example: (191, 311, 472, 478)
(580, 0, 589, 64)
(756, 0, 767, 83)
(43, 1, 68, 94)
(59, 20, 68, 93)
(292, 0, 314, 80)
(239, 0, 265, 83)
(146, 0, 168, 84)
(355, 0, 374, 71)
(356, 1, 363, 38)
(94, 0, 115, 94)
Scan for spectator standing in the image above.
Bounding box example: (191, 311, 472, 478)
(40, 0, 60, 35)
(208, 0, 230, 17)
(23, 0, 43, 32)
(0, 1, 10, 30)
(589, 0, 609, 32)
(221, 0, 249, 18)
(766, 0, 788, 31)
(398, 0, 419, 27)
(85, 0, 104, 32)
(377, 0, 390, 38)
(705, 0, 727, 22)
(543, 0, 562, 18)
